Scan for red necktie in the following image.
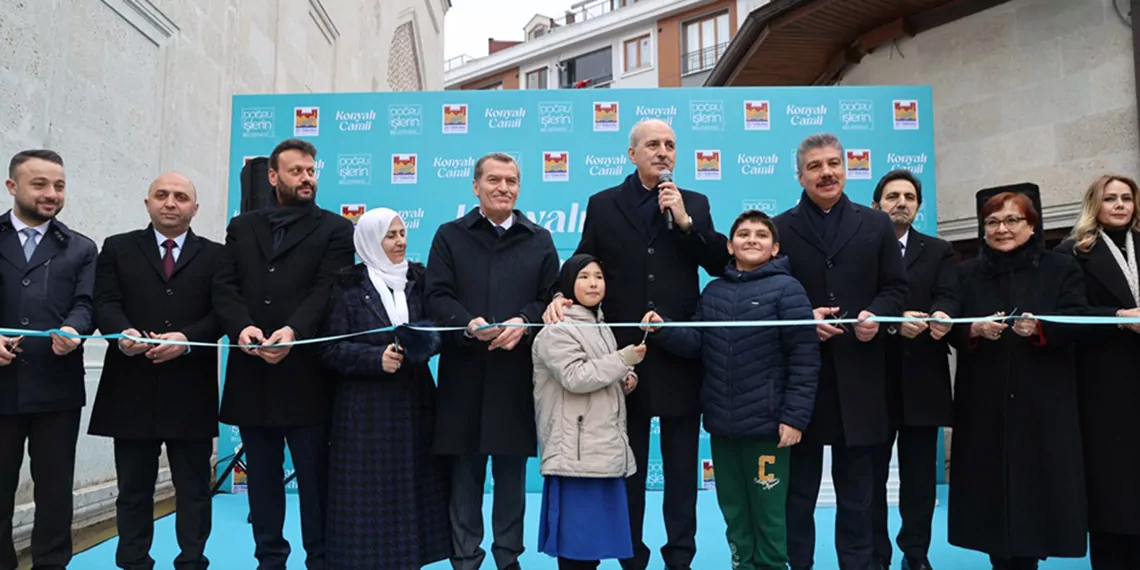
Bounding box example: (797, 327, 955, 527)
(162, 239, 176, 279)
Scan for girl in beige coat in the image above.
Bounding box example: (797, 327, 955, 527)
(532, 254, 645, 570)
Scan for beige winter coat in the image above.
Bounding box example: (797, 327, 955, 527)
(532, 304, 637, 478)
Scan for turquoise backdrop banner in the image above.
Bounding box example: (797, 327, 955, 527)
(220, 85, 936, 494)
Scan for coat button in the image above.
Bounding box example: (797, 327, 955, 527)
(826, 260, 834, 268)
(264, 297, 272, 305)
(647, 301, 655, 309)
(20, 278, 29, 287)
(165, 320, 173, 328)
(166, 289, 174, 296)
(829, 293, 836, 301)
(268, 265, 275, 273)
(647, 247, 655, 255)
(20, 317, 28, 326)
(648, 274, 655, 282)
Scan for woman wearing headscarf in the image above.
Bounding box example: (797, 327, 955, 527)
(947, 191, 1089, 570)
(1056, 174, 1140, 570)
(532, 254, 643, 570)
(319, 207, 451, 568)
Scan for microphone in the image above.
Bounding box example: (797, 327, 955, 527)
(658, 169, 674, 231)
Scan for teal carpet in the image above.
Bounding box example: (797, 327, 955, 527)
(71, 486, 1089, 569)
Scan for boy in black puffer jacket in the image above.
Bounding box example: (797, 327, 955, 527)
(642, 209, 820, 570)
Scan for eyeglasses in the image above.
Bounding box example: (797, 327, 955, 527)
(984, 216, 1026, 231)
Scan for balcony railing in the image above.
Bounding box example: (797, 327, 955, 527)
(444, 54, 476, 72)
(682, 41, 730, 75)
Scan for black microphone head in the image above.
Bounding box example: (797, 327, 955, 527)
(658, 169, 673, 184)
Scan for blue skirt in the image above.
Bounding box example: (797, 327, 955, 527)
(538, 475, 633, 561)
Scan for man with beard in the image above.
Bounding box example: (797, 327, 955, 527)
(869, 169, 957, 570)
(773, 133, 908, 570)
(89, 172, 229, 570)
(0, 149, 97, 570)
(214, 138, 355, 570)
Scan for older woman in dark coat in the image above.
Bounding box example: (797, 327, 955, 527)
(948, 191, 1088, 570)
(319, 207, 450, 569)
(1056, 174, 1140, 570)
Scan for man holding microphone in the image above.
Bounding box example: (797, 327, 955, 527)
(544, 118, 730, 570)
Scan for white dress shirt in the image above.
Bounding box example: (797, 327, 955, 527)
(156, 230, 188, 262)
(11, 212, 48, 246)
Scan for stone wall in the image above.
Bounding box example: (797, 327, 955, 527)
(0, 0, 447, 547)
(841, 0, 1136, 240)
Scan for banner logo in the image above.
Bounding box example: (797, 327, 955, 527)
(887, 152, 928, 174)
(786, 104, 826, 127)
(593, 102, 619, 132)
(487, 105, 526, 129)
(543, 151, 569, 182)
(442, 104, 469, 134)
(434, 156, 475, 179)
(695, 150, 722, 181)
(893, 100, 919, 130)
(294, 107, 319, 136)
(743, 101, 770, 131)
(337, 154, 371, 185)
(340, 204, 366, 224)
(538, 102, 572, 133)
(846, 149, 872, 180)
(388, 104, 422, 135)
(241, 108, 275, 138)
(335, 110, 375, 132)
(391, 154, 418, 184)
(690, 100, 724, 131)
(839, 99, 873, 130)
(738, 153, 778, 176)
(702, 459, 715, 491)
(635, 105, 677, 125)
(742, 199, 779, 215)
(584, 154, 626, 177)
(396, 208, 425, 230)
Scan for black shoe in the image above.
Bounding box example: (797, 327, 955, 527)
(902, 557, 933, 570)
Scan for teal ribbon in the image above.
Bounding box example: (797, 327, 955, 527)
(2, 313, 1137, 350)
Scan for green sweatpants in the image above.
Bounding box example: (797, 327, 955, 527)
(710, 436, 791, 570)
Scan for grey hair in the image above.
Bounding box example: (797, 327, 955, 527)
(796, 133, 844, 173)
(628, 118, 672, 148)
(473, 152, 520, 181)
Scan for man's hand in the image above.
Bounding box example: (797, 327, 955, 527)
(259, 327, 296, 364)
(467, 317, 501, 342)
(543, 297, 573, 325)
(970, 314, 1009, 340)
(381, 343, 404, 373)
(51, 326, 81, 356)
(657, 181, 691, 231)
(488, 318, 526, 351)
(813, 307, 844, 342)
(778, 423, 802, 448)
(640, 311, 663, 333)
(145, 332, 189, 364)
(929, 311, 953, 340)
(1011, 312, 1039, 338)
(854, 311, 879, 342)
(118, 328, 150, 357)
(899, 311, 930, 339)
(1119, 307, 1140, 334)
(622, 373, 638, 394)
(0, 336, 22, 367)
(238, 326, 266, 355)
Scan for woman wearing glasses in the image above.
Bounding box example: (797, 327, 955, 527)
(1056, 175, 1140, 570)
(947, 191, 1089, 570)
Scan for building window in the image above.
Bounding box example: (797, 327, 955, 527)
(682, 11, 731, 74)
(526, 68, 548, 89)
(623, 35, 652, 73)
(529, 24, 548, 40)
(559, 47, 613, 88)
(480, 81, 503, 90)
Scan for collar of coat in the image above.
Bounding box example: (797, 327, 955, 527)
(461, 206, 539, 234)
(0, 210, 75, 247)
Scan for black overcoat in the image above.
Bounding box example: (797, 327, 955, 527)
(947, 242, 1088, 559)
(88, 227, 227, 440)
(424, 208, 559, 457)
(214, 206, 355, 427)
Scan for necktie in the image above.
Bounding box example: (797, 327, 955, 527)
(162, 239, 176, 279)
(899, 241, 905, 258)
(21, 228, 37, 262)
(494, 226, 506, 238)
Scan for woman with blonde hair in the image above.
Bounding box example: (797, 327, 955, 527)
(1056, 174, 1140, 569)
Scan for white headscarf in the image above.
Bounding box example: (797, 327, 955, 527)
(354, 208, 409, 325)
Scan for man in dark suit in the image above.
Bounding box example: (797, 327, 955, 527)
(869, 169, 958, 570)
(773, 133, 908, 570)
(0, 149, 97, 570)
(425, 152, 559, 570)
(544, 118, 730, 570)
(89, 172, 229, 570)
(214, 138, 355, 570)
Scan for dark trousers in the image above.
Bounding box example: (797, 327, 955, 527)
(621, 413, 699, 570)
(787, 443, 875, 570)
(114, 438, 213, 570)
(871, 425, 938, 565)
(988, 555, 1040, 569)
(448, 454, 526, 570)
(1090, 532, 1140, 570)
(240, 424, 329, 570)
(558, 558, 599, 569)
(0, 410, 80, 570)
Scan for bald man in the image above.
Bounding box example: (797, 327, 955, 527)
(544, 118, 730, 570)
(90, 172, 229, 570)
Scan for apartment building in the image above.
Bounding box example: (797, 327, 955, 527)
(445, 0, 771, 90)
